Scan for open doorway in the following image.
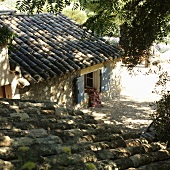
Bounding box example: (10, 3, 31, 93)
(84, 70, 102, 107)
(0, 84, 12, 99)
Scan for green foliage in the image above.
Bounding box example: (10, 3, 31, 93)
(62, 4, 87, 24)
(151, 92, 170, 145)
(15, 0, 170, 63)
(0, 25, 16, 47)
(85, 162, 97, 170)
(18, 146, 30, 152)
(16, 0, 71, 13)
(75, 0, 170, 60)
(80, 0, 122, 37)
(17, 146, 37, 170)
(21, 161, 36, 170)
(62, 146, 72, 154)
(120, 0, 170, 57)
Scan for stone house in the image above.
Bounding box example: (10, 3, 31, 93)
(0, 46, 13, 98)
(0, 12, 121, 107)
(0, 45, 30, 99)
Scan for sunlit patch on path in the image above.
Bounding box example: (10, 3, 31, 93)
(84, 63, 167, 133)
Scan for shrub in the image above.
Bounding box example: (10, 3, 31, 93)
(151, 92, 170, 146)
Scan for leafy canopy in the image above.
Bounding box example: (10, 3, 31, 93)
(15, 0, 170, 59)
(16, 0, 71, 13)
(62, 3, 87, 25)
(120, 0, 170, 57)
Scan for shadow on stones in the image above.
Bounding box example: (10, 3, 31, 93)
(88, 96, 155, 133)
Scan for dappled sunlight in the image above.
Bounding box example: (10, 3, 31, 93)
(88, 97, 154, 133)
(86, 64, 166, 133)
(125, 118, 151, 124)
(121, 67, 161, 102)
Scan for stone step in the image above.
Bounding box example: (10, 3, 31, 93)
(135, 159, 170, 170)
(128, 150, 169, 168)
(125, 138, 149, 147)
(95, 148, 170, 170)
(0, 108, 17, 117)
(0, 116, 98, 132)
(41, 142, 168, 169)
(0, 120, 13, 130)
(0, 139, 165, 169)
(0, 159, 13, 170)
(44, 150, 97, 167)
(1, 99, 169, 169)
(78, 133, 123, 143)
(46, 164, 85, 170)
(0, 98, 58, 110)
(1, 122, 126, 144)
(95, 142, 163, 160)
(69, 140, 127, 153)
(0, 129, 156, 162)
(19, 101, 57, 110)
(52, 127, 120, 140)
(0, 141, 120, 161)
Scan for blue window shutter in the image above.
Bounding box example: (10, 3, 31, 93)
(75, 75, 84, 104)
(100, 66, 111, 92)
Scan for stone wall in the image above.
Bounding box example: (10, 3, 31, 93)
(19, 61, 122, 107)
(101, 60, 122, 102)
(0, 46, 13, 86)
(20, 72, 78, 107)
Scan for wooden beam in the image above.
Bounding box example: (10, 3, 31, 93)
(80, 63, 104, 75)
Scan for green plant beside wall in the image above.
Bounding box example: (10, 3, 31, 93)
(0, 25, 16, 47)
(151, 92, 170, 146)
(17, 146, 36, 170)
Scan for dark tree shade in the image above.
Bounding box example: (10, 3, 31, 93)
(15, 0, 170, 61)
(120, 0, 170, 57)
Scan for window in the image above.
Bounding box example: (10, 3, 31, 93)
(85, 72, 93, 88)
(84, 70, 101, 92)
(75, 66, 110, 104)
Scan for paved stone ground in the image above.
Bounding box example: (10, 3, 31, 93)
(85, 60, 170, 133)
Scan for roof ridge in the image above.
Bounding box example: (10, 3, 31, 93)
(0, 12, 121, 83)
(0, 10, 16, 15)
(0, 12, 61, 17)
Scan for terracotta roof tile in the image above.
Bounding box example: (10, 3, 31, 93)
(0, 13, 120, 83)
